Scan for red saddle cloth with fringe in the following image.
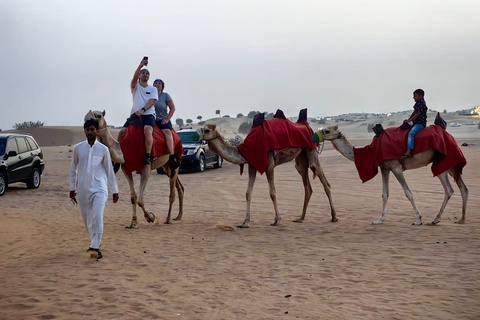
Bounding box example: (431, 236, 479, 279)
(353, 125, 467, 183)
(119, 126, 183, 175)
(237, 118, 317, 174)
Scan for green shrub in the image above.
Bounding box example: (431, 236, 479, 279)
(14, 121, 44, 130)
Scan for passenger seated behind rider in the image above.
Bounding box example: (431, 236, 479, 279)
(153, 78, 179, 171)
(402, 88, 428, 159)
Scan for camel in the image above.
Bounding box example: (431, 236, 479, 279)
(318, 125, 468, 225)
(87, 110, 184, 228)
(200, 124, 337, 228)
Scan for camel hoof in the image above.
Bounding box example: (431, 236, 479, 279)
(237, 225, 249, 229)
(430, 220, 440, 225)
(144, 212, 155, 223)
(412, 220, 423, 226)
(454, 219, 465, 224)
(173, 217, 182, 221)
(164, 220, 171, 225)
(331, 218, 339, 223)
(125, 225, 139, 229)
(372, 220, 384, 225)
(293, 218, 304, 223)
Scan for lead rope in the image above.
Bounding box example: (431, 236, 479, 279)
(316, 140, 325, 155)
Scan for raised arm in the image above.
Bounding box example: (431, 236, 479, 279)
(130, 58, 149, 90)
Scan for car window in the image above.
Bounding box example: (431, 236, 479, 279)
(178, 131, 201, 143)
(0, 138, 6, 155)
(25, 136, 39, 151)
(16, 137, 29, 154)
(6, 138, 18, 154)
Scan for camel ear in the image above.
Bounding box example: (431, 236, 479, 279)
(103, 110, 106, 117)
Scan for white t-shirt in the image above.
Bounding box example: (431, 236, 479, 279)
(130, 82, 158, 116)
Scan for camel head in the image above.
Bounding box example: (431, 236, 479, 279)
(85, 110, 108, 130)
(318, 125, 341, 141)
(200, 124, 219, 141)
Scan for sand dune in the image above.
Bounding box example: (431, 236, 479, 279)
(0, 115, 479, 319)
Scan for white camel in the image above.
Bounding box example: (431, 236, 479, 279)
(87, 110, 184, 228)
(318, 125, 468, 225)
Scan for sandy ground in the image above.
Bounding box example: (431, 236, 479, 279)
(1, 117, 479, 319)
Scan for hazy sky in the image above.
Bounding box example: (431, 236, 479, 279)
(1, 0, 479, 129)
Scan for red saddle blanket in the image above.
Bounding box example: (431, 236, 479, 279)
(353, 125, 467, 183)
(237, 118, 316, 174)
(119, 126, 183, 174)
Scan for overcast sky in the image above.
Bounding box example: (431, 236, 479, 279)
(1, 0, 479, 129)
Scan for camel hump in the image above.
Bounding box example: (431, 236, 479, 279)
(252, 112, 265, 127)
(297, 108, 307, 122)
(274, 109, 286, 119)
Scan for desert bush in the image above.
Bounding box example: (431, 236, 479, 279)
(14, 121, 44, 130)
(238, 120, 252, 134)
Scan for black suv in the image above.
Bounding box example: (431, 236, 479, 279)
(0, 133, 45, 196)
(176, 128, 223, 172)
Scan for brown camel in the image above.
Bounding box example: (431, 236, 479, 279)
(87, 110, 184, 228)
(200, 124, 337, 228)
(317, 125, 468, 225)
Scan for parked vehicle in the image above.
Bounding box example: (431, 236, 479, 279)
(157, 128, 222, 173)
(0, 133, 45, 196)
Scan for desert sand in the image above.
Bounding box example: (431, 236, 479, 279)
(1, 114, 479, 319)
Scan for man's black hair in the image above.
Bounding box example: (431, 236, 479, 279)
(413, 89, 425, 97)
(84, 119, 99, 129)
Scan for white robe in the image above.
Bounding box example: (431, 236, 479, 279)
(69, 140, 118, 249)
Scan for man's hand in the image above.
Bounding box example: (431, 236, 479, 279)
(113, 193, 119, 203)
(69, 190, 78, 205)
(161, 119, 169, 125)
(139, 58, 148, 68)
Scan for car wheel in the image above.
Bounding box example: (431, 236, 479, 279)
(26, 167, 41, 189)
(213, 156, 223, 168)
(0, 172, 6, 196)
(197, 154, 206, 172)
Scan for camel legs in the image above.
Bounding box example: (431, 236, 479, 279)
(452, 170, 468, 224)
(124, 166, 155, 229)
(307, 151, 337, 222)
(163, 169, 182, 224)
(123, 170, 139, 229)
(429, 171, 454, 225)
(265, 165, 281, 226)
(239, 164, 257, 228)
(292, 152, 313, 223)
(391, 166, 423, 226)
(372, 167, 390, 225)
(432, 169, 468, 224)
(172, 178, 185, 221)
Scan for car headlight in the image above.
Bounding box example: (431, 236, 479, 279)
(186, 149, 197, 155)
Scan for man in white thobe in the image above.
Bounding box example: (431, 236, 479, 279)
(69, 119, 119, 260)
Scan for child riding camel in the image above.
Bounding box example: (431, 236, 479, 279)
(402, 89, 428, 159)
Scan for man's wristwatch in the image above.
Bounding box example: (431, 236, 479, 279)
(141, 107, 146, 112)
